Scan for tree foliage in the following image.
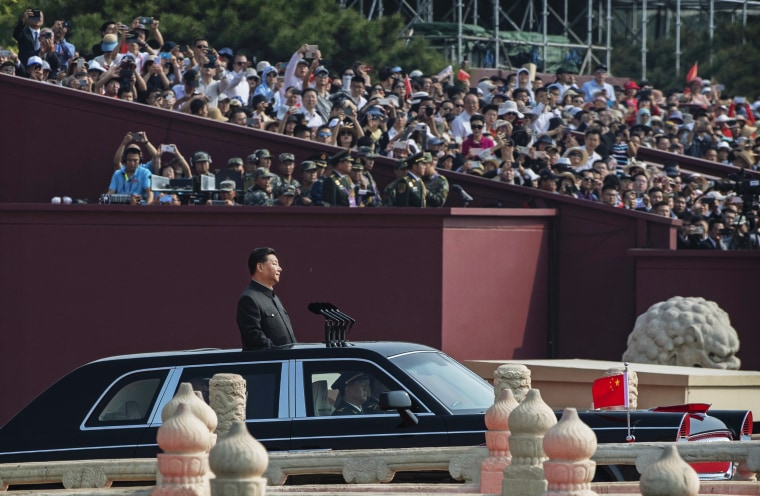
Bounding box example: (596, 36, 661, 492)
(610, 15, 760, 97)
(0, 0, 447, 75)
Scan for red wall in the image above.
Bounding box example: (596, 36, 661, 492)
(632, 250, 760, 368)
(0, 206, 552, 425)
(2, 73, 759, 430)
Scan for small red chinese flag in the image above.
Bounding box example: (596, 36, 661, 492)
(457, 69, 470, 82)
(686, 62, 698, 83)
(404, 74, 413, 101)
(592, 373, 628, 409)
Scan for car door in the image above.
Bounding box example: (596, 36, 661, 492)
(81, 368, 172, 460)
(289, 359, 448, 451)
(135, 360, 290, 455)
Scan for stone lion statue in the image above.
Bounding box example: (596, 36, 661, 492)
(493, 363, 531, 403)
(622, 296, 741, 369)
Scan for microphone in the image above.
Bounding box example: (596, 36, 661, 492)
(452, 184, 473, 203)
(322, 302, 356, 328)
(308, 302, 342, 323)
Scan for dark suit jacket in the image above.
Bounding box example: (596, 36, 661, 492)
(237, 280, 296, 350)
(13, 23, 38, 66)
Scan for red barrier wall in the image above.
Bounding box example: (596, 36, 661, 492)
(0, 205, 553, 425)
(632, 249, 760, 367)
(2, 73, 759, 431)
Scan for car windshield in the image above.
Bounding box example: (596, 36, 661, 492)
(390, 351, 494, 412)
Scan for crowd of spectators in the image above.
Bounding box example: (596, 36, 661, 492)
(4, 8, 760, 247)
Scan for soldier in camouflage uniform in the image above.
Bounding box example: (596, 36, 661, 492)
(243, 167, 275, 206)
(296, 160, 319, 206)
(422, 152, 449, 207)
(384, 152, 427, 207)
(275, 152, 300, 197)
(330, 372, 382, 415)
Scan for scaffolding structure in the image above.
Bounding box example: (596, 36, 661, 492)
(339, 0, 760, 77)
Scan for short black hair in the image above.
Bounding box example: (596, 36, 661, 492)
(248, 247, 276, 275)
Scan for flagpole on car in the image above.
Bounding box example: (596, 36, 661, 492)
(625, 362, 635, 443)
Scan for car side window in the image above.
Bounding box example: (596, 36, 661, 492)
(86, 370, 168, 427)
(303, 361, 424, 417)
(177, 363, 282, 420)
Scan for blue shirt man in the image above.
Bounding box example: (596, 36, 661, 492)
(581, 65, 615, 104)
(107, 145, 153, 204)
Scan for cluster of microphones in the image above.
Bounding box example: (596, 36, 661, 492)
(307, 302, 356, 347)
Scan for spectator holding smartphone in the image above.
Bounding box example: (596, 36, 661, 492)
(13, 8, 44, 67)
(113, 131, 159, 172)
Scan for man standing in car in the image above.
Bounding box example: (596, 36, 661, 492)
(237, 247, 296, 350)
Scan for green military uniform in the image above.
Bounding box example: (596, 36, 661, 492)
(322, 171, 355, 206)
(385, 153, 427, 207)
(423, 172, 449, 207)
(243, 167, 275, 206)
(322, 151, 357, 207)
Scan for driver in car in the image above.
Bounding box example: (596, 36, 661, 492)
(331, 372, 382, 415)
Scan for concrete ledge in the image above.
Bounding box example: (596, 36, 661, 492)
(3, 441, 760, 492)
(465, 359, 760, 418)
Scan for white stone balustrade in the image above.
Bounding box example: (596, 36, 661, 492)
(152, 402, 213, 496)
(209, 421, 268, 496)
(542, 407, 597, 496)
(639, 444, 699, 496)
(481, 388, 519, 493)
(502, 389, 557, 496)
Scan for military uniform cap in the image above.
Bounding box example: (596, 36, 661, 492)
(278, 184, 297, 196)
(329, 149, 352, 166)
(279, 152, 295, 162)
(351, 162, 364, 171)
(357, 146, 376, 158)
(405, 151, 425, 167)
(300, 160, 318, 171)
(255, 149, 272, 159)
(421, 152, 433, 163)
(308, 152, 329, 167)
(331, 372, 370, 391)
(253, 167, 274, 179)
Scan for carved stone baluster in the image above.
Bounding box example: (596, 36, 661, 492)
(542, 407, 597, 495)
(503, 389, 557, 496)
(481, 388, 519, 493)
(209, 420, 268, 496)
(153, 402, 212, 496)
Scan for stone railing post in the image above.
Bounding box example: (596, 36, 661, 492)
(503, 389, 557, 496)
(639, 445, 699, 496)
(543, 407, 597, 495)
(153, 402, 213, 496)
(209, 420, 268, 496)
(163, 382, 219, 446)
(481, 388, 519, 493)
(209, 373, 247, 438)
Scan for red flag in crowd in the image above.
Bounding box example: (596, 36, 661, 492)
(686, 62, 698, 83)
(404, 74, 413, 101)
(457, 69, 470, 82)
(592, 373, 628, 409)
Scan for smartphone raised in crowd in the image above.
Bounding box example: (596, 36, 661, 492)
(304, 44, 318, 59)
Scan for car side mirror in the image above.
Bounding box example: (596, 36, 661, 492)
(379, 390, 418, 427)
